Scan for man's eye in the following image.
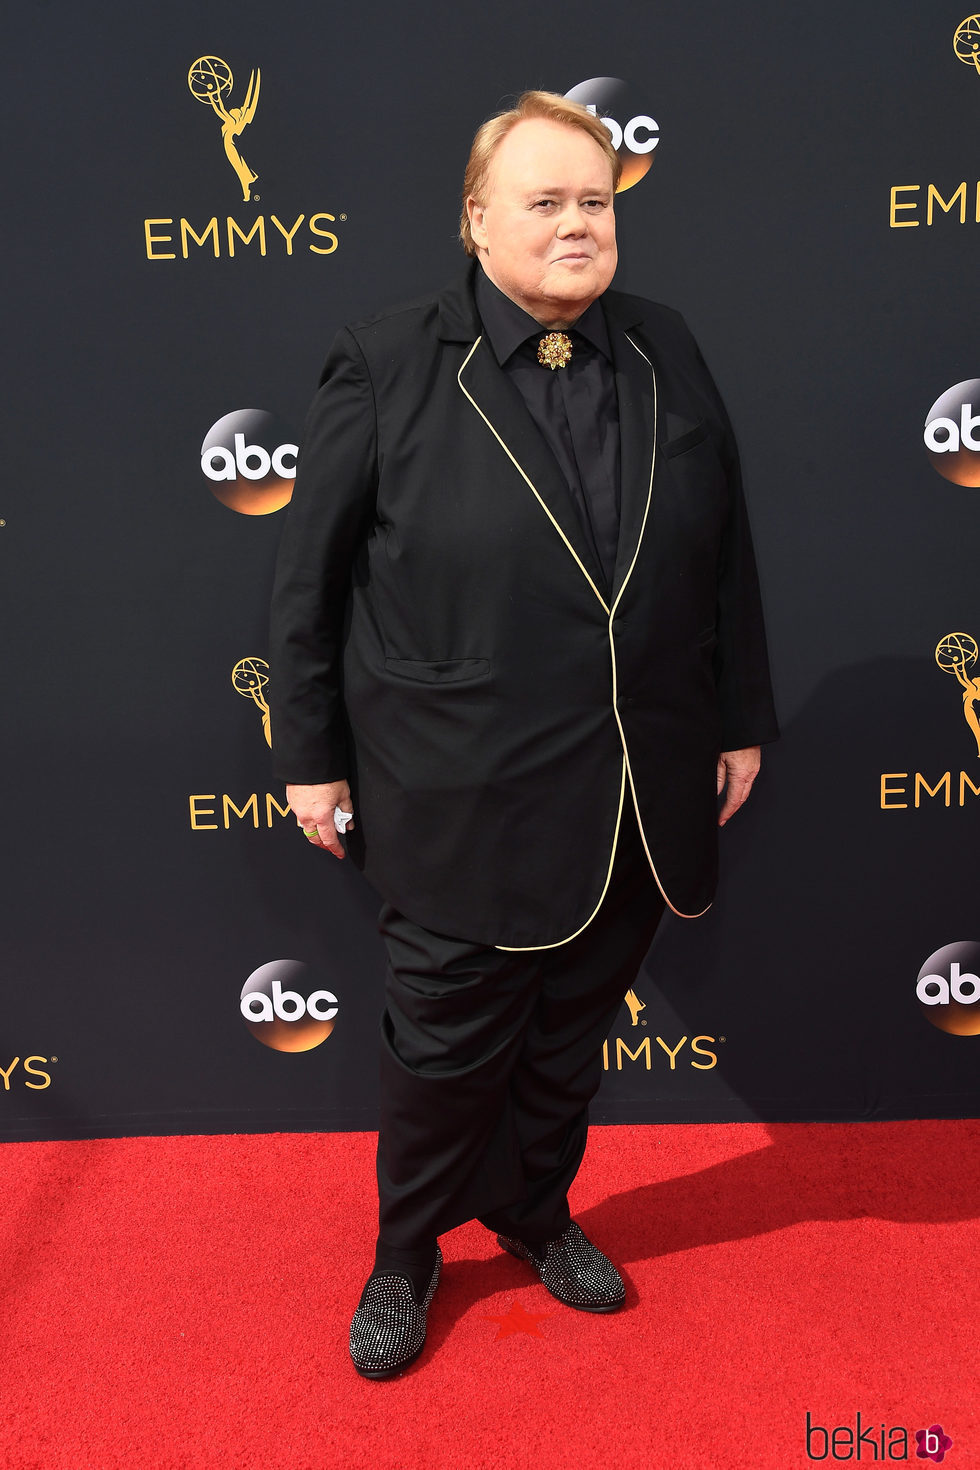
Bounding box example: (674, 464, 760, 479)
(532, 199, 555, 209)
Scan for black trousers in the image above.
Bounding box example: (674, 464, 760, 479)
(375, 809, 666, 1248)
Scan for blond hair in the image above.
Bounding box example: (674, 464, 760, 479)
(460, 90, 622, 255)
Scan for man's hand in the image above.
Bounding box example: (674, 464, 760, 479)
(716, 747, 761, 827)
(286, 780, 354, 858)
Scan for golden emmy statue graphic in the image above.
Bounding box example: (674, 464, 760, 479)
(232, 657, 272, 747)
(935, 632, 980, 757)
(624, 989, 645, 1026)
(188, 56, 260, 202)
(954, 15, 980, 72)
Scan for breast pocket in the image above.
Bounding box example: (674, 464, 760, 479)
(662, 418, 708, 460)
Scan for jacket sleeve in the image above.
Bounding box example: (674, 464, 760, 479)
(693, 337, 779, 751)
(268, 327, 379, 783)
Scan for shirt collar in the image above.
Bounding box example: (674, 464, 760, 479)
(474, 266, 612, 365)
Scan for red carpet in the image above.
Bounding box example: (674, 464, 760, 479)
(1, 1122, 977, 1469)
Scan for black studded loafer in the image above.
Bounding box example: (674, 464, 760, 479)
(349, 1247, 443, 1379)
(497, 1222, 625, 1313)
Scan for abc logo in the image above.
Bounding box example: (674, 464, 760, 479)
(240, 959, 338, 1052)
(201, 409, 298, 515)
(923, 380, 980, 487)
(916, 941, 980, 1035)
(565, 77, 659, 192)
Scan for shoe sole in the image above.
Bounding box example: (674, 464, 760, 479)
(496, 1235, 625, 1313)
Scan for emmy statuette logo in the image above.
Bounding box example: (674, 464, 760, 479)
(233, 657, 271, 748)
(887, 18, 980, 230)
(564, 78, 659, 192)
(954, 14, 980, 73)
(187, 56, 260, 202)
(183, 656, 285, 835)
(935, 632, 980, 758)
(606, 990, 721, 1073)
(141, 60, 343, 263)
(624, 989, 645, 1026)
(603, 994, 721, 1073)
(879, 632, 980, 811)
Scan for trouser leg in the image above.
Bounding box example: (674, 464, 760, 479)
(479, 812, 665, 1242)
(375, 917, 544, 1249)
(375, 810, 664, 1249)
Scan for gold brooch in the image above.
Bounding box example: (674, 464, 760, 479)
(537, 332, 573, 370)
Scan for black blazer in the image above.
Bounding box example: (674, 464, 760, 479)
(269, 264, 778, 947)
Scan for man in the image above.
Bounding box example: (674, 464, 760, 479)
(269, 91, 777, 1378)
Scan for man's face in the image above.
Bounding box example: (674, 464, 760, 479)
(467, 118, 617, 328)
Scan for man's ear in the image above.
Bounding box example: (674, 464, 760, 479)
(466, 197, 488, 251)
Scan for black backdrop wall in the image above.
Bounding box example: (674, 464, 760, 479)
(4, 0, 980, 1140)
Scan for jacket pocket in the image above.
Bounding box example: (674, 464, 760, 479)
(383, 657, 491, 684)
(662, 420, 708, 459)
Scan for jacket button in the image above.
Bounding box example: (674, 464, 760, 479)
(612, 618, 624, 635)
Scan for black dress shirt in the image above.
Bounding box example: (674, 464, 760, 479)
(474, 268, 622, 590)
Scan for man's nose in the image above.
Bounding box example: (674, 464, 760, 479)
(556, 204, 588, 235)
